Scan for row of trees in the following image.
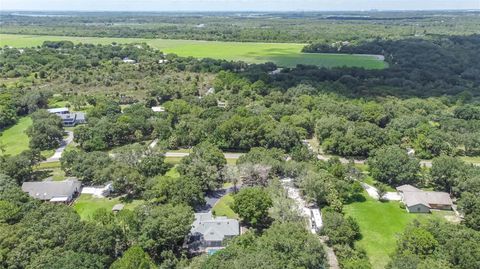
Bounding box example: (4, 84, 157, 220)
(3, 12, 479, 43)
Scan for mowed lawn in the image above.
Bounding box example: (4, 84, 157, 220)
(74, 194, 144, 221)
(0, 34, 387, 69)
(0, 117, 32, 156)
(343, 194, 438, 269)
(212, 193, 238, 219)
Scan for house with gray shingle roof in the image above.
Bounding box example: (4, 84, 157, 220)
(22, 179, 81, 203)
(396, 184, 453, 213)
(188, 212, 240, 252)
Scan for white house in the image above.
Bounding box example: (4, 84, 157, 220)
(122, 57, 136, 64)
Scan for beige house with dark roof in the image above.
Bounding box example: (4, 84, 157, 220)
(396, 184, 453, 213)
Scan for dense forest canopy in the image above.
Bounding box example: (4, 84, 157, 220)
(0, 10, 480, 269)
(1, 11, 479, 43)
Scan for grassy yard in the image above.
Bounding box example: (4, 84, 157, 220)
(165, 157, 184, 164)
(343, 193, 448, 269)
(0, 117, 32, 156)
(461, 156, 480, 164)
(74, 194, 144, 221)
(35, 161, 66, 181)
(165, 166, 180, 178)
(212, 193, 238, 219)
(0, 34, 387, 69)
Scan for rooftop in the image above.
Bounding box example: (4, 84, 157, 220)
(191, 212, 240, 242)
(151, 106, 165, 112)
(47, 107, 69, 114)
(22, 179, 81, 201)
(397, 184, 453, 208)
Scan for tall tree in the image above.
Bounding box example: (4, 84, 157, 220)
(368, 145, 420, 186)
(110, 246, 156, 269)
(177, 142, 226, 192)
(232, 187, 272, 229)
(136, 204, 194, 260)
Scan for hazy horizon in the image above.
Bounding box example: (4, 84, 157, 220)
(1, 0, 479, 12)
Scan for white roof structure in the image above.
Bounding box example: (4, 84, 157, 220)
(151, 106, 165, 112)
(49, 196, 70, 202)
(122, 57, 136, 64)
(47, 107, 69, 114)
(206, 87, 215, 95)
(280, 178, 323, 233)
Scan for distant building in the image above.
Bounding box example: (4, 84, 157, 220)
(58, 112, 86, 127)
(151, 106, 166, 112)
(396, 185, 453, 213)
(22, 179, 81, 203)
(47, 107, 69, 114)
(47, 107, 86, 126)
(268, 68, 283, 75)
(206, 87, 215, 95)
(217, 101, 227, 108)
(122, 57, 136, 64)
(188, 212, 240, 253)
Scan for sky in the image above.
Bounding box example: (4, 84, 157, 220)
(1, 0, 479, 12)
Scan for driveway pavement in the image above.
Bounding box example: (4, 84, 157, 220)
(196, 186, 236, 213)
(359, 181, 401, 201)
(43, 130, 74, 163)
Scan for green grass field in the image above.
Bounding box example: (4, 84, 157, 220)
(343, 193, 448, 269)
(461, 156, 480, 164)
(0, 34, 387, 69)
(212, 193, 238, 219)
(0, 117, 32, 156)
(35, 161, 66, 181)
(74, 194, 144, 221)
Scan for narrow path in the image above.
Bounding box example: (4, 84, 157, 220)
(43, 130, 74, 163)
(319, 237, 340, 269)
(280, 178, 338, 268)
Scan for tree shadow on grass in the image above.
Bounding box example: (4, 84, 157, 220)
(345, 193, 367, 204)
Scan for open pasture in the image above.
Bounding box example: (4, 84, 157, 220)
(0, 34, 387, 69)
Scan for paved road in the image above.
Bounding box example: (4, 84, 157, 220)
(316, 153, 480, 168)
(43, 130, 74, 163)
(149, 139, 244, 159)
(164, 152, 244, 159)
(359, 181, 401, 201)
